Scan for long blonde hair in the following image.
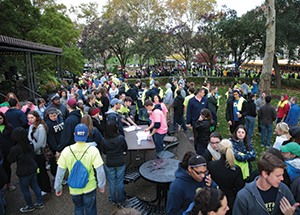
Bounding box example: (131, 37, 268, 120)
(276, 122, 291, 139)
(219, 139, 235, 168)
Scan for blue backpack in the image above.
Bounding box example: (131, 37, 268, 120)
(67, 146, 90, 189)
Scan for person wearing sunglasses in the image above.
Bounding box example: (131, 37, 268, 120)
(166, 151, 218, 215)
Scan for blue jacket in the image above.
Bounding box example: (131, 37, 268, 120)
(285, 158, 300, 182)
(145, 87, 160, 100)
(45, 116, 64, 152)
(166, 163, 218, 215)
(57, 110, 82, 152)
(233, 177, 300, 215)
(186, 96, 210, 124)
(251, 82, 257, 94)
(5, 108, 28, 129)
(285, 103, 300, 126)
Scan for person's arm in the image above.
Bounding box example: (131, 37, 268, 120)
(95, 165, 106, 192)
(126, 116, 137, 126)
(122, 137, 128, 152)
(54, 166, 67, 195)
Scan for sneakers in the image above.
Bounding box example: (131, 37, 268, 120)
(108, 196, 117, 204)
(20, 205, 35, 213)
(34, 203, 45, 209)
(46, 163, 51, 170)
(189, 137, 194, 142)
(6, 183, 15, 191)
(41, 191, 50, 196)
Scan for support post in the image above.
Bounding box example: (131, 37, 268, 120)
(60, 55, 63, 80)
(28, 53, 34, 98)
(25, 53, 32, 98)
(56, 55, 59, 79)
(31, 53, 36, 99)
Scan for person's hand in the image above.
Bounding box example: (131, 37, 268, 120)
(205, 174, 212, 187)
(280, 197, 300, 215)
(56, 152, 61, 160)
(187, 124, 191, 129)
(228, 121, 232, 126)
(237, 114, 242, 118)
(126, 122, 130, 126)
(99, 188, 105, 193)
(199, 115, 203, 121)
(144, 128, 149, 132)
(56, 190, 62, 196)
(147, 134, 152, 140)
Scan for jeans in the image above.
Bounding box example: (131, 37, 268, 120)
(173, 115, 187, 130)
(245, 116, 256, 140)
(0, 189, 4, 215)
(276, 118, 282, 124)
(18, 171, 43, 207)
(261, 124, 273, 147)
(72, 189, 97, 215)
(105, 165, 126, 204)
(258, 116, 262, 132)
(153, 133, 166, 153)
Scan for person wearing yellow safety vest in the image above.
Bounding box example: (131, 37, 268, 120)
(226, 89, 247, 133)
(164, 83, 174, 122)
(118, 97, 137, 127)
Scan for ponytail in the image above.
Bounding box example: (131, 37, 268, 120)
(219, 139, 235, 168)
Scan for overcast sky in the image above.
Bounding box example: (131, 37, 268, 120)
(57, 0, 265, 17)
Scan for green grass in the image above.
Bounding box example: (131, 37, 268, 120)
(214, 86, 300, 170)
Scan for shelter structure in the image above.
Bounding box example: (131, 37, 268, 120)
(0, 35, 63, 98)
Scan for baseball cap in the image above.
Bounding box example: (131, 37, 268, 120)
(74, 123, 88, 142)
(110, 98, 122, 106)
(280, 142, 300, 156)
(188, 155, 207, 167)
(66, 98, 77, 107)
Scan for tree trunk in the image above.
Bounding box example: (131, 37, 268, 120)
(273, 54, 281, 88)
(258, 0, 276, 95)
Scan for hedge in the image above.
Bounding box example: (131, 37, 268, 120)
(127, 76, 300, 89)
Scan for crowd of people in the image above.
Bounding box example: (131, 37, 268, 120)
(0, 70, 300, 215)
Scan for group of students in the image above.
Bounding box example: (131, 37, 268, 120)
(1, 70, 300, 215)
(167, 126, 300, 215)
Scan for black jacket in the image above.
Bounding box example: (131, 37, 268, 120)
(0, 124, 13, 157)
(126, 89, 137, 104)
(194, 119, 212, 149)
(226, 98, 247, 125)
(174, 95, 184, 116)
(208, 156, 245, 213)
(7, 145, 38, 177)
(258, 103, 277, 125)
(57, 109, 82, 152)
(101, 135, 128, 167)
(245, 100, 257, 117)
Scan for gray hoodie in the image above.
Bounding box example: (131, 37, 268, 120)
(255, 92, 266, 111)
(164, 83, 174, 105)
(233, 177, 300, 215)
(28, 124, 47, 155)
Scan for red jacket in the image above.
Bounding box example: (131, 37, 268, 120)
(277, 95, 290, 118)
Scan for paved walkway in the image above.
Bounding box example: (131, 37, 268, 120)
(3, 130, 194, 215)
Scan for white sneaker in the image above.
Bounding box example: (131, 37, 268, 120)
(46, 164, 51, 170)
(41, 191, 48, 196)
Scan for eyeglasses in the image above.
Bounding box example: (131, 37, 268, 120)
(192, 168, 208, 176)
(210, 141, 220, 145)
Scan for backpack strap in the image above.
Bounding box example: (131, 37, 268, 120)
(69, 145, 91, 161)
(79, 146, 91, 161)
(69, 146, 78, 160)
